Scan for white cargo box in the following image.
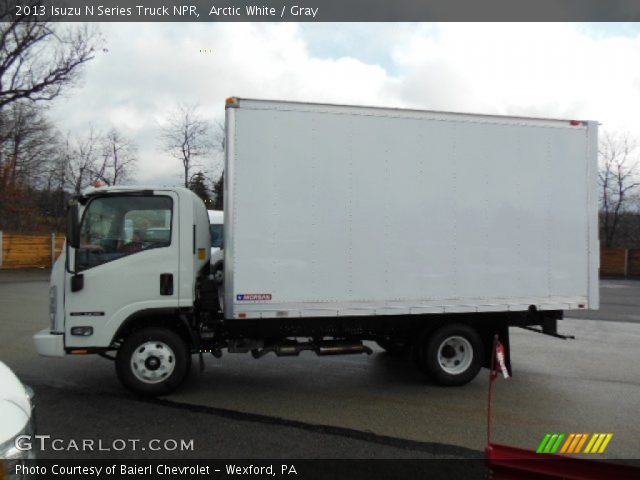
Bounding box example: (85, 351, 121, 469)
(224, 99, 598, 320)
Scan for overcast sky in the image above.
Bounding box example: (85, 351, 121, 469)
(48, 22, 640, 186)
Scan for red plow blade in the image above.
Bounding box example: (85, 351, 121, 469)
(486, 443, 640, 480)
(485, 336, 640, 480)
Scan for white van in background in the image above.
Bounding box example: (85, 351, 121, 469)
(208, 210, 224, 266)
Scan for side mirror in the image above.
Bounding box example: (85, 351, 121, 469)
(71, 274, 84, 292)
(67, 202, 80, 249)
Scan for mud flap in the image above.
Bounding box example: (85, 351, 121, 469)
(483, 322, 511, 376)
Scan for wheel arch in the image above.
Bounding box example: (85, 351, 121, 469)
(111, 308, 194, 349)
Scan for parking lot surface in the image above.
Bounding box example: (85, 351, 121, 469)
(0, 270, 638, 460)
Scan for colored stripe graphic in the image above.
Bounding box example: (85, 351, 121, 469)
(584, 434, 598, 453)
(598, 434, 613, 453)
(575, 433, 589, 453)
(537, 434, 552, 453)
(550, 433, 565, 453)
(585, 433, 614, 454)
(539, 433, 613, 455)
(560, 433, 575, 453)
(537, 433, 565, 453)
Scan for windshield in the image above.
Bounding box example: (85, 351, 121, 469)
(76, 195, 172, 271)
(210, 224, 223, 248)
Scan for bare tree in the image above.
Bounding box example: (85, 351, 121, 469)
(0, 102, 61, 230)
(94, 128, 137, 186)
(213, 119, 225, 153)
(599, 132, 640, 247)
(0, 7, 100, 110)
(55, 129, 101, 194)
(50, 128, 138, 198)
(0, 102, 58, 187)
(210, 120, 225, 209)
(162, 104, 211, 188)
(0, 8, 100, 231)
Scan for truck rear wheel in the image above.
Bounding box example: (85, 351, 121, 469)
(116, 327, 191, 396)
(416, 323, 483, 386)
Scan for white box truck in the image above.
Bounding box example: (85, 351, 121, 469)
(34, 98, 599, 395)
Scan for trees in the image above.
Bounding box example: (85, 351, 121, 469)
(161, 105, 211, 188)
(212, 173, 224, 210)
(0, 11, 100, 231)
(0, 102, 57, 188)
(65, 128, 100, 194)
(54, 128, 138, 195)
(210, 120, 225, 209)
(188, 171, 211, 203)
(0, 10, 99, 110)
(598, 132, 640, 247)
(95, 129, 137, 186)
(0, 103, 59, 231)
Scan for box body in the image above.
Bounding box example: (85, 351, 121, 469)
(224, 99, 598, 320)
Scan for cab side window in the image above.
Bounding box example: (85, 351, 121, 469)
(76, 196, 172, 271)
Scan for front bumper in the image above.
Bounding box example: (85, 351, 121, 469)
(33, 329, 65, 357)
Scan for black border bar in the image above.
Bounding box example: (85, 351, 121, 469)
(4, 0, 640, 22)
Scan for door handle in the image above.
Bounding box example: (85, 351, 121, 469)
(160, 273, 173, 295)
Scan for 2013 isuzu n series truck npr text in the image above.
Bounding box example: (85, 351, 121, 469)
(33, 98, 599, 395)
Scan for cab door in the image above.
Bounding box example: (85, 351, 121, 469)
(64, 192, 180, 349)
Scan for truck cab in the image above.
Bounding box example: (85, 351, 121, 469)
(34, 186, 211, 394)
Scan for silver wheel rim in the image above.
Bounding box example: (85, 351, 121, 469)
(437, 335, 473, 375)
(130, 341, 176, 384)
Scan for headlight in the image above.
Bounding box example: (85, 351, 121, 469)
(49, 286, 57, 331)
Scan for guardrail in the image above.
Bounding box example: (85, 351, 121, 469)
(0, 232, 64, 269)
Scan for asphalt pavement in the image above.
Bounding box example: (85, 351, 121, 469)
(565, 277, 640, 323)
(0, 270, 638, 462)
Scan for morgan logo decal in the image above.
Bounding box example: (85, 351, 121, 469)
(236, 294, 272, 301)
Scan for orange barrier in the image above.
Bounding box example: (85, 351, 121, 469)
(0, 232, 64, 269)
(600, 248, 626, 276)
(628, 249, 640, 276)
(600, 247, 640, 277)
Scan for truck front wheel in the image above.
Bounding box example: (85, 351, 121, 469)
(116, 327, 191, 396)
(415, 324, 483, 386)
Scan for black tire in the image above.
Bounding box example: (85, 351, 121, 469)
(116, 327, 191, 396)
(415, 323, 483, 386)
(376, 339, 408, 356)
